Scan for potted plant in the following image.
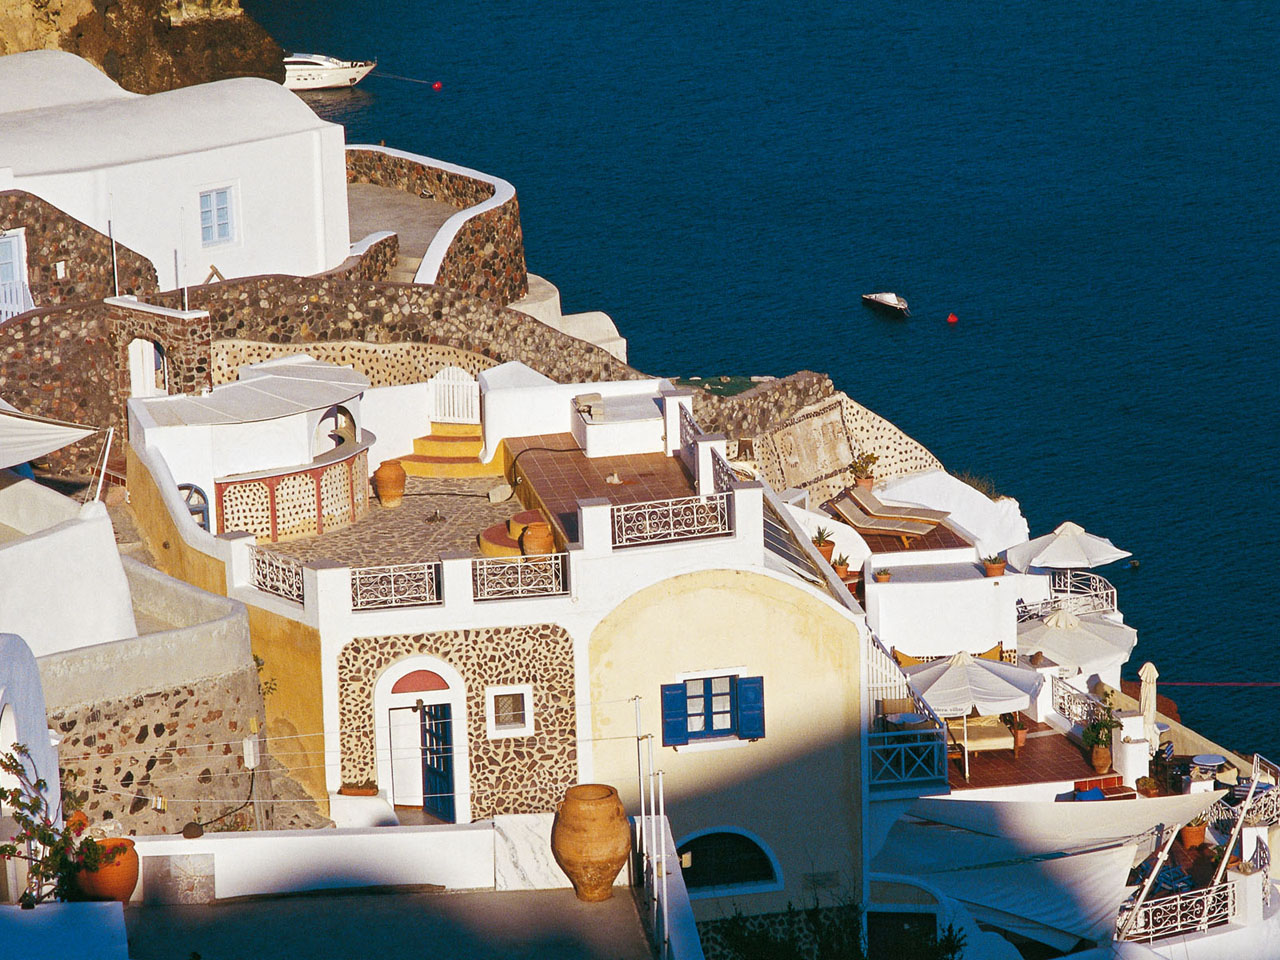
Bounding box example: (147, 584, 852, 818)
(1136, 776, 1161, 798)
(873, 568, 892, 583)
(1011, 713, 1028, 752)
(0, 744, 125, 907)
(981, 555, 1007, 577)
(1179, 812, 1209, 849)
(1081, 708, 1121, 774)
(832, 553, 850, 579)
(338, 779, 379, 797)
(812, 526, 836, 563)
(851, 451, 879, 491)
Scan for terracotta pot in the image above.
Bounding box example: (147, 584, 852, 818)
(855, 476, 874, 490)
(983, 560, 1007, 578)
(1179, 823, 1207, 849)
(521, 520, 555, 555)
(551, 784, 631, 903)
(1090, 744, 1112, 774)
(874, 570, 892, 583)
(1014, 727, 1028, 750)
(77, 838, 139, 903)
(833, 563, 849, 579)
(1138, 784, 1161, 798)
(815, 541, 835, 562)
(373, 460, 407, 508)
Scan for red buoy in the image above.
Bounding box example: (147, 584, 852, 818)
(432, 81, 443, 91)
(946, 312, 958, 324)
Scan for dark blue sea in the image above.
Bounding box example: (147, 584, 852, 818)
(247, 0, 1280, 758)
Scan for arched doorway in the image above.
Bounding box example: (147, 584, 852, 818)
(372, 657, 469, 823)
(127, 338, 168, 398)
(313, 404, 357, 457)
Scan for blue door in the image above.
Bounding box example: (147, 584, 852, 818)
(421, 702, 455, 822)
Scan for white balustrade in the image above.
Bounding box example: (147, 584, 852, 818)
(249, 547, 305, 604)
(1017, 570, 1117, 621)
(471, 554, 568, 601)
(0, 280, 34, 322)
(1051, 675, 1108, 727)
(350, 562, 442, 609)
(711, 450, 737, 494)
(611, 493, 732, 547)
(1116, 880, 1239, 941)
(865, 633, 948, 788)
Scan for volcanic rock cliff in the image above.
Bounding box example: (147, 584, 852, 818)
(0, 0, 282, 92)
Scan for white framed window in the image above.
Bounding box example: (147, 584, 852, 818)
(199, 187, 235, 246)
(485, 684, 534, 738)
(0, 229, 27, 286)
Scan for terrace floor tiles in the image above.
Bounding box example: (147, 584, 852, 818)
(951, 730, 1097, 791)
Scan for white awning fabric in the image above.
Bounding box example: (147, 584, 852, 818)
(1017, 610, 1139, 676)
(904, 650, 1044, 718)
(0, 402, 97, 470)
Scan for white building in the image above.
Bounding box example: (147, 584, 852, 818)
(0, 50, 350, 289)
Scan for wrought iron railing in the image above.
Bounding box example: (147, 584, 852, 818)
(472, 554, 568, 601)
(865, 634, 948, 789)
(1051, 675, 1108, 728)
(711, 449, 737, 493)
(1017, 570, 1118, 621)
(250, 547, 305, 604)
(611, 493, 732, 547)
(350, 562, 442, 609)
(1116, 880, 1238, 941)
(678, 404, 699, 450)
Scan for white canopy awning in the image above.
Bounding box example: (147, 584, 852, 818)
(1017, 609, 1138, 676)
(0, 402, 97, 470)
(904, 650, 1044, 718)
(1006, 521, 1131, 571)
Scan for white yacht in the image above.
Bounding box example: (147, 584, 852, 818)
(283, 53, 376, 91)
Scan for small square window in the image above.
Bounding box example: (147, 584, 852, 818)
(485, 684, 535, 738)
(199, 187, 235, 247)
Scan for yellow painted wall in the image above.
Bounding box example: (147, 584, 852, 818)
(127, 445, 329, 811)
(589, 569, 864, 917)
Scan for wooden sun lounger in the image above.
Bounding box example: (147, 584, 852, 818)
(846, 486, 950, 525)
(828, 494, 935, 538)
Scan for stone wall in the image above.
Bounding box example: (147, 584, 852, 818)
(0, 190, 158, 306)
(322, 232, 399, 284)
(692, 371, 835, 440)
(336, 624, 577, 819)
(212, 338, 499, 387)
(346, 148, 528, 306)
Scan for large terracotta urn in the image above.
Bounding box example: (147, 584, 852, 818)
(551, 784, 631, 902)
(373, 460, 407, 508)
(1090, 744, 1112, 774)
(77, 837, 139, 902)
(521, 521, 555, 555)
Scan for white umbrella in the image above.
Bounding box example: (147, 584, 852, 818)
(1017, 609, 1138, 677)
(905, 651, 1044, 781)
(1139, 661, 1159, 758)
(1006, 521, 1131, 572)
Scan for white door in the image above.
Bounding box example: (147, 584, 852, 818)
(0, 233, 32, 321)
(428, 366, 480, 424)
(387, 705, 423, 806)
(127, 338, 168, 398)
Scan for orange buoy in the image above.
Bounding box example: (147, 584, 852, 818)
(946, 312, 959, 324)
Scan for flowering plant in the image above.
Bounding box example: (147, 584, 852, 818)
(0, 743, 116, 906)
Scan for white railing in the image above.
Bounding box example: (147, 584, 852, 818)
(428, 365, 480, 424)
(1116, 880, 1239, 941)
(678, 404, 699, 450)
(1017, 570, 1117, 621)
(1051, 675, 1108, 727)
(471, 554, 568, 601)
(865, 634, 948, 789)
(249, 547, 305, 604)
(711, 450, 737, 494)
(0, 279, 34, 322)
(350, 562, 442, 609)
(611, 493, 732, 547)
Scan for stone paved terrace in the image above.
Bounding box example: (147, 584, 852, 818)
(264, 476, 524, 566)
(950, 724, 1097, 791)
(506, 433, 697, 544)
(348, 182, 460, 282)
(125, 886, 654, 960)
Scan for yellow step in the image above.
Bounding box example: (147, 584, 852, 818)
(413, 434, 484, 458)
(478, 522, 522, 557)
(398, 455, 503, 479)
(430, 422, 483, 438)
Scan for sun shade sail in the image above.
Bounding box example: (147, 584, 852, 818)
(0, 402, 97, 470)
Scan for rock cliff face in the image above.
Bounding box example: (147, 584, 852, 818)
(0, 0, 282, 92)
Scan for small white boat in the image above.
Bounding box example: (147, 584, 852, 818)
(283, 53, 376, 91)
(861, 292, 910, 316)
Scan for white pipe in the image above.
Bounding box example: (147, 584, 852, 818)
(658, 769, 669, 959)
(1214, 757, 1260, 889)
(635, 698, 646, 863)
(93, 427, 114, 502)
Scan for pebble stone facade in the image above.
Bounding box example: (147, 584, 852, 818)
(336, 624, 577, 819)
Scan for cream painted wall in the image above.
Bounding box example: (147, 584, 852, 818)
(588, 569, 865, 918)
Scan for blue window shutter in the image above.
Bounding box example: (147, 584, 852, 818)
(661, 683, 689, 746)
(737, 676, 765, 740)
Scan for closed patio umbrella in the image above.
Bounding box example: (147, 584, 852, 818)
(1006, 521, 1131, 572)
(1017, 610, 1138, 678)
(1139, 661, 1159, 758)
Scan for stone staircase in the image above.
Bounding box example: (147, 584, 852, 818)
(397, 423, 503, 479)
